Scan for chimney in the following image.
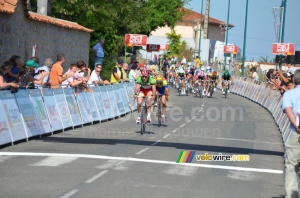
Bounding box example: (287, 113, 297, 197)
(37, 0, 51, 16)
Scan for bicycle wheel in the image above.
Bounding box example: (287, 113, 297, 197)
(225, 87, 228, 98)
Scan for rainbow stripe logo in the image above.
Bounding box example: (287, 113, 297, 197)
(176, 151, 196, 163)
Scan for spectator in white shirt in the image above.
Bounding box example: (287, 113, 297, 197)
(129, 63, 139, 82)
(287, 64, 296, 75)
(181, 56, 187, 65)
(252, 67, 259, 80)
(88, 64, 110, 85)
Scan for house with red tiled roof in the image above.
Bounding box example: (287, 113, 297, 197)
(0, 0, 93, 70)
(140, 8, 235, 63)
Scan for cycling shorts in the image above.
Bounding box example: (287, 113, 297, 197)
(139, 88, 153, 97)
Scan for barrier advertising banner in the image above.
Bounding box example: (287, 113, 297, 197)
(126, 82, 137, 111)
(119, 83, 131, 113)
(63, 88, 83, 127)
(0, 100, 13, 146)
(91, 86, 108, 121)
(53, 88, 73, 129)
(86, 92, 100, 122)
(15, 89, 41, 137)
(0, 91, 27, 141)
(100, 86, 114, 119)
(42, 88, 64, 131)
(29, 89, 52, 135)
(106, 85, 120, 117)
(112, 84, 126, 115)
(75, 91, 93, 124)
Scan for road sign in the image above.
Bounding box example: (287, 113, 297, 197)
(273, 43, 294, 55)
(160, 45, 168, 51)
(125, 34, 147, 47)
(147, 44, 160, 52)
(224, 45, 238, 53)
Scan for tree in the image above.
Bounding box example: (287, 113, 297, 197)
(166, 28, 182, 56)
(258, 56, 269, 63)
(180, 40, 193, 60)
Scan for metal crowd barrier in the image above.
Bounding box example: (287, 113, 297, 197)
(230, 76, 291, 146)
(0, 82, 137, 147)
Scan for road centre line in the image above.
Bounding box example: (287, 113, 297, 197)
(163, 134, 171, 139)
(180, 124, 186, 128)
(0, 152, 283, 174)
(60, 189, 79, 198)
(151, 140, 161, 146)
(172, 129, 179, 133)
(186, 120, 192, 123)
(136, 148, 149, 155)
(85, 170, 109, 184)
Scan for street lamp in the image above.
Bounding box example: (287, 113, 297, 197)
(241, 0, 249, 77)
(198, 0, 204, 60)
(224, 0, 231, 70)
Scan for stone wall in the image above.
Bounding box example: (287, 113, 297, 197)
(0, 1, 90, 71)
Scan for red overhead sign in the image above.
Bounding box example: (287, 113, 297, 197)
(147, 44, 160, 52)
(224, 45, 238, 53)
(160, 45, 168, 51)
(273, 43, 294, 55)
(125, 34, 147, 47)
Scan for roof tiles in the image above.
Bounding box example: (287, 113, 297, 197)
(0, 0, 18, 14)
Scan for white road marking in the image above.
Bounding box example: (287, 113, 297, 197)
(31, 156, 78, 167)
(151, 140, 161, 146)
(136, 148, 149, 155)
(187, 120, 192, 123)
(85, 170, 109, 184)
(227, 170, 255, 181)
(163, 134, 171, 139)
(0, 156, 15, 163)
(180, 124, 186, 128)
(165, 166, 198, 176)
(96, 160, 128, 170)
(0, 152, 283, 174)
(192, 116, 197, 119)
(172, 129, 179, 133)
(60, 189, 79, 198)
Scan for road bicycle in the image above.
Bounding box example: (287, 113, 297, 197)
(224, 80, 229, 99)
(195, 80, 204, 98)
(155, 94, 163, 127)
(139, 96, 150, 135)
(207, 80, 215, 98)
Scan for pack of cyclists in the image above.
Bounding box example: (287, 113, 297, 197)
(133, 56, 232, 125)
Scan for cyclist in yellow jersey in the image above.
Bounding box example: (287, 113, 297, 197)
(154, 75, 169, 123)
(208, 71, 219, 93)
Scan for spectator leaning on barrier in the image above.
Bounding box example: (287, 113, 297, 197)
(19, 60, 49, 87)
(34, 58, 53, 88)
(282, 69, 300, 198)
(49, 54, 74, 89)
(252, 67, 259, 80)
(7, 55, 22, 83)
(93, 38, 105, 68)
(62, 64, 83, 88)
(129, 63, 139, 82)
(122, 63, 129, 82)
(287, 64, 296, 76)
(88, 64, 110, 85)
(0, 61, 19, 89)
(110, 59, 123, 83)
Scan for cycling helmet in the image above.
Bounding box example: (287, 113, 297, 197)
(213, 71, 217, 76)
(141, 69, 149, 77)
(224, 70, 229, 74)
(156, 75, 163, 83)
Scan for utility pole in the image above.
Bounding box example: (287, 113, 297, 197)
(241, 0, 249, 77)
(203, 0, 210, 39)
(224, 0, 231, 70)
(198, 0, 204, 60)
(279, 0, 287, 70)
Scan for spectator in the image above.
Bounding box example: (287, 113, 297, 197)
(196, 56, 200, 68)
(49, 54, 74, 89)
(282, 69, 300, 198)
(287, 64, 296, 76)
(93, 38, 105, 68)
(0, 61, 19, 88)
(131, 51, 138, 64)
(122, 63, 129, 82)
(7, 55, 22, 83)
(252, 67, 259, 80)
(110, 59, 123, 83)
(157, 55, 161, 71)
(62, 64, 83, 88)
(19, 60, 49, 87)
(88, 64, 109, 85)
(181, 56, 187, 65)
(136, 63, 145, 77)
(153, 54, 158, 65)
(129, 63, 139, 82)
(35, 58, 53, 88)
(77, 60, 91, 82)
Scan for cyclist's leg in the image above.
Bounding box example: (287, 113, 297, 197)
(146, 91, 153, 114)
(137, 91, 145, 113)
(161, 95, 167, 115)
(182, 78, 185, 89)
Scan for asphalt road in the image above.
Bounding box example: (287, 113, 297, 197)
(0, 86, 285, 198)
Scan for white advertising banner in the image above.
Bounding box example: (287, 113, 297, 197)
(0, 91, 27, 141)
(29, 89, 52, 135)
(42, 88, 64, 131)
(75, 91, 93, 124)
(119, 83, 131, 113)
(91, 86, 108, 121)
(100, 86, 114, 119)
(0, 99, 13, 146)
(63, 88, 83, 127)
(85, 92, 100, 122)
(106, 85, 120, 117)
(113, 84, 126, 115)
(53, 88, 73, 129)
(15, 89, 41, 137)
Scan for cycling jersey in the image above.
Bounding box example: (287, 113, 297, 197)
(195, 71, 207, 79)
(136, 76, 155, 89)
(222, 72, 231, 81)
(177, 68, 186, 77)
(209, 72, 219, 80)
(155, 76, 168, 95)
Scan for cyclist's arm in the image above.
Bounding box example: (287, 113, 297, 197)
(134, 84, 140, 95)
(152, 84, 156, 96)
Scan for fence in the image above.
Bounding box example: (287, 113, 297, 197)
(230, 76, 291, 146)
(0, 82, 137, 147)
